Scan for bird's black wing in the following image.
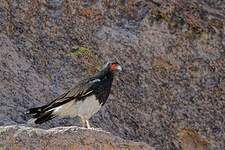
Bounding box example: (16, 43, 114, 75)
(27, 78, 101, 117)
(43, 78, 101, 111)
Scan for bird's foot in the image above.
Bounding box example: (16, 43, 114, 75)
(83, 120, 106, 132)
(87, 127, 103, 131)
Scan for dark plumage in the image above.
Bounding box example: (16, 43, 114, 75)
(26, 61, 122, 128)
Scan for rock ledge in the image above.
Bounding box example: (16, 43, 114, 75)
(0, 125, 153, 150)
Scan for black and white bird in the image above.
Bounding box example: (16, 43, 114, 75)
(26, 61, 122, 128)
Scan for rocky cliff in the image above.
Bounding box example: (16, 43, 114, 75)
(0, 0, 225, 149)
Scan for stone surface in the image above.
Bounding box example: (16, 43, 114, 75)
(0, 0, 225, 149)
(0, 125, 152, 150)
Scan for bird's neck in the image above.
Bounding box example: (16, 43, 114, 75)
(95, 69, 114, 80)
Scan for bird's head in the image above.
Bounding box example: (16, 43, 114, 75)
(101, 61, 122, 75)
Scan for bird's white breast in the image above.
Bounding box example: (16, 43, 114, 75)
(75, 95, 102, 119)
(53, 95, 101, 120)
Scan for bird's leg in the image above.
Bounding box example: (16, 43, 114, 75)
(85, 120, 91, 129)
(85, 120, 105, 131)
(81, 117, 104, 131)
(80, 116, 91, 129)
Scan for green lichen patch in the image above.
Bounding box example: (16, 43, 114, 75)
(66, 46, 102, 75)
(66, 46, 91, 57)
(0, 144, 5, 150)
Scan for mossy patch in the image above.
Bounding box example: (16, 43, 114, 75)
(0, 144, 4, 150)
(66, 46, 91, 57)
(95, 143, 101, 150)
(79, 8, 101, 19)
(67, 46, 102, 75)
(152, 56, 177, 79)
(208, 18, 224, 29)
(149, 2, 221, 41)
(211, 88, 224, 97)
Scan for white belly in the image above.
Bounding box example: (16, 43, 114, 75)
(53, 95, 101, 119)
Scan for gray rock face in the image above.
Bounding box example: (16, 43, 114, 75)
(0, 125, 152, 150)
(0, 0, 225, 149)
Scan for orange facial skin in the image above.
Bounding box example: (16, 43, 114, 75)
(110, 63, 119, 72)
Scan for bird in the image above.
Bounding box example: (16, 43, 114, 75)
(26, 61, 122, 129)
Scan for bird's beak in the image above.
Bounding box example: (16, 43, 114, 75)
(117, 65, 122, 72)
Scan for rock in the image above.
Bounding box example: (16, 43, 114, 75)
(0, 0, 225, 149)
(177, 128, 210, 150)
(0, 125, 152, 150)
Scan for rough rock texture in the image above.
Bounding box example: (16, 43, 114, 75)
(0, 125, 152, 150)
(0, 0, 225, 149)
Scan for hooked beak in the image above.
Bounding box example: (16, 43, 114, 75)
(116, 65, 122, 72)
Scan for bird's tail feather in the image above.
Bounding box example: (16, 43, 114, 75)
(26, 106, 56, 124)
(34, 110, 56, 124)
(26, 106, 44, 116)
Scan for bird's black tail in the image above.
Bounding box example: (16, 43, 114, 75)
(26, 106, 43, 116)
(26, 106, 56, 124)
